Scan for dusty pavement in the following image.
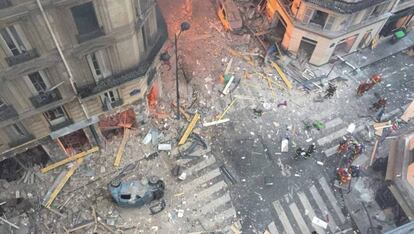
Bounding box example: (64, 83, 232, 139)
(0, 0, 413, 233)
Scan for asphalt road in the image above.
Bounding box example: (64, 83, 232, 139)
(210, 52, 414, 233)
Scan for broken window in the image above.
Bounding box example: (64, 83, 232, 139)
(324, 15, 336, 31)
(86, 50, 110, 82)
(43, 106, 68, 126)
(0, 24, 28, 56)
(120, 194, 131, 200)
(12, 123, 27, 137)
(71, 2, 100, 35)
(310, 10, 329, 28)
(102, 90, 119, 103)
(27, 71, 49, 94)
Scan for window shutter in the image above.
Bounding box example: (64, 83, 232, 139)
(324, 15, 335, 31)
(302, 8, 313, 24)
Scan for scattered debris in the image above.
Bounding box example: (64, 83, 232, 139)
(41, 147, 99, 173)
(179, 112, 201, 145)
(158, 144, 172, 151)
(203, 118, 230, 127)
(114, 128, 130, 167)
(220, 165, 237, 184)
(281, 138, 289, 152)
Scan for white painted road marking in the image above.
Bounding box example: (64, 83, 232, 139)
(289, 202, 310, 234)
(319, 177, 346, 223)
(298, 192, 326, 234)
(273, 200, 295, 234)
(182, 168, 221, 192)
(309, 185, 339, 233)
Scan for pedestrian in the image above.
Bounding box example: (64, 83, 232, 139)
(375, 106, 385, 122)
(370, 97, 387, 111)
(357, 74, 382, 96)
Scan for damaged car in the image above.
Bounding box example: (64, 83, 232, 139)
(108, 176, 165, 208)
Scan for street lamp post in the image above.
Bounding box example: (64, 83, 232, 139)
(175, 22, 190, 120)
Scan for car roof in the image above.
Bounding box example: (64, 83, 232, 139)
(119, 181, 148, 197)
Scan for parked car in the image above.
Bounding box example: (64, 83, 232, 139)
(216, 0, 243, 33)
(108, 176, 165, 208)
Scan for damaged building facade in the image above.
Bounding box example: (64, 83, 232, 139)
(0, 0, 167, 173)
(264, 0, 414, 65)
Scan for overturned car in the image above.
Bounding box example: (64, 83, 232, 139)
(108, 176, 165, 208)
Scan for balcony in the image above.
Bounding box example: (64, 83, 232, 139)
(50, 119, 74, 132)
(0, 0, 11, 9)
(304, 0, 388, 14)
(0, 105, 18, 122)
(5, 49, 39, 66)
(76, 27, 105, 43)
(76, 23, 167, 99)
(8, 134, 35, 148)
(102, 99, 124, 111)
(29, 89, 61, 108)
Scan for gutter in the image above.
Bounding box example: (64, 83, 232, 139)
(35, 0, 90, 119)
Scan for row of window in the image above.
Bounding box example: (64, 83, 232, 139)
(3, 87, 119, 145)
(302, 2, 390, 31)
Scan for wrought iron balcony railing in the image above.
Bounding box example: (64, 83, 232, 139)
(76, 19, 166, 98)
(29, 89, 61, 108)
(5, 49, 39, 66)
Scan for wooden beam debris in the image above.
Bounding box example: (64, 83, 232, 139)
(203, 119, 230, 127)
(41, 147, 99, 173)
(219, 99, 237, 120)
(222, 75, 235, 95)
(44, 158, 84, 208)
(178, 112, 201, 145)
(114, 128, 130, 167)
(0, 216, 20, 230)
(369, 139, 379, 166)
(270, 61, 293, 89)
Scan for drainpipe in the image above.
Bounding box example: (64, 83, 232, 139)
(36, 0, 90, 119)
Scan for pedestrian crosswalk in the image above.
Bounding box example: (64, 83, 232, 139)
(179, 154, 238, 232)
(269, 176, 350, 234)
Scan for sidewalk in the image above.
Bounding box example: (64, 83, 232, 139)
(343, 30, 414, 69)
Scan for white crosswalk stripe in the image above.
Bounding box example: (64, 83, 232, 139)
(182, 168, 221, 192)
(184, 156, 216, 176)
(186, 180, 227, 206)
(319, 177, 346, 223)
(289, 202, 310, 233)
(324, 117, 343, 130)
(194, 192, 231, 216)
(324, 144, 339, 157)
(309, 185, 339, 233)
(200, 207, 237, 230)
(317, 125, 365, 146)
(182, 156, 238, 233)
(267, 221, 279, 234)
(297, 192, 326, 234)
(273, 200, 295, 234)
(270, 176, 351, 234)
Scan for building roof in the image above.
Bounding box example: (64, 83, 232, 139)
(304, 0, 389, 14)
